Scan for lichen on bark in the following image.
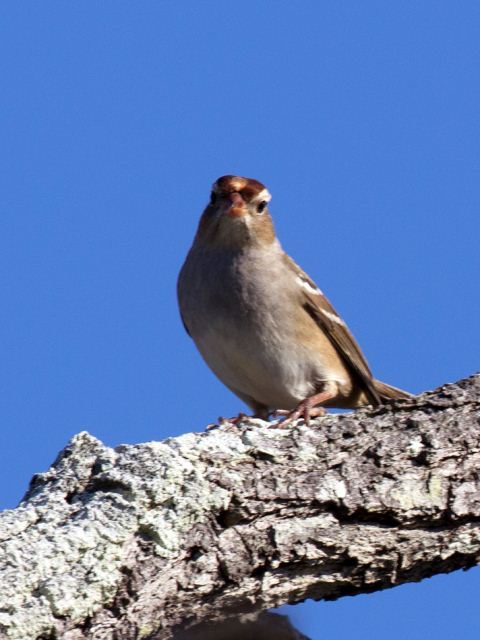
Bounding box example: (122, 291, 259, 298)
(0, 374, 478, 639)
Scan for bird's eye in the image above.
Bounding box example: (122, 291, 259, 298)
(257, 201, 267, 214)
(210, 191, 217, 204)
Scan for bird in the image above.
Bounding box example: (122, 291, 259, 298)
(177, 175, 412, 425)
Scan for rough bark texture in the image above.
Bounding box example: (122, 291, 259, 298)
(0, 374, 479, 639)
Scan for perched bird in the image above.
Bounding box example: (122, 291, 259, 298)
(178, 175, 411, 424)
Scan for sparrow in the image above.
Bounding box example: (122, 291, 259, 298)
(177, 175, 411, 424)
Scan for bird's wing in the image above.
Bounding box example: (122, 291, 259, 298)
(283, 254, 381, 405)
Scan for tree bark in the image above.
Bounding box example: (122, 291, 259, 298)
(0, 374, 479, 639)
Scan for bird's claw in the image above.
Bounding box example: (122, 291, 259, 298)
(272, 402, 326, 427)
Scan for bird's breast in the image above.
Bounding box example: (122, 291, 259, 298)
(178, 244, 347, 409)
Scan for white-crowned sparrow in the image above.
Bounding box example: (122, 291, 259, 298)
(178, 175, 411, 424)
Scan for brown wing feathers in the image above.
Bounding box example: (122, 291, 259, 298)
(302, 293, 381, 405)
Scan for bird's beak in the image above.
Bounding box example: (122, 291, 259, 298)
(224, 192, 247, 217)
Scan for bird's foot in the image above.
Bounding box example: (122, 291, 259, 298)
(206, 413, 247, 430)
(207, 411, 268, 430)
(273, 390, 334, 427)
(273, 404, 326, 427)
(218, 412, 249, 426)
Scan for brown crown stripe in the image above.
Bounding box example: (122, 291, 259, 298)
(214, 175, 267, 202)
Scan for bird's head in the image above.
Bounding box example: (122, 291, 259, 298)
(194, 175, 276, 248)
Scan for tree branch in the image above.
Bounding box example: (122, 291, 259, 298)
(0, 375, 479, 639)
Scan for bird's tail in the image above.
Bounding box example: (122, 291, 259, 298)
(373, 379, 413, 401)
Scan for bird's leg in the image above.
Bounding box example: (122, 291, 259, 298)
(274, 390, 334, 427)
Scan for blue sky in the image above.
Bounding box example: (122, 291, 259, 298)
(1, 2, 479, 638)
